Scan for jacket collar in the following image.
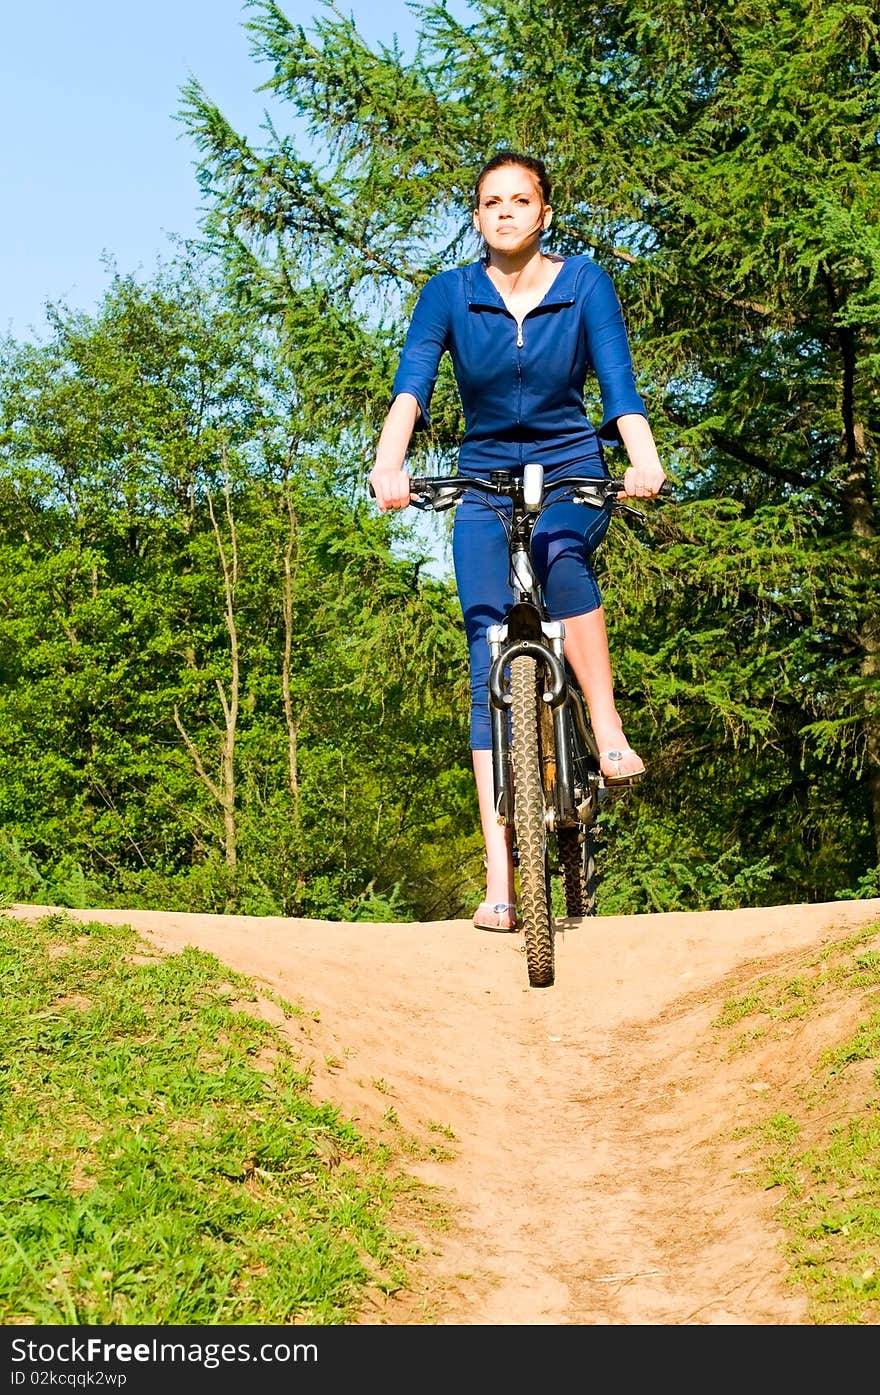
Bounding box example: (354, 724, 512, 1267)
(465, 257, 576, 310)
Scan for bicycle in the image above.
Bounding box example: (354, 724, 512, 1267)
(405, 462, 668, 989)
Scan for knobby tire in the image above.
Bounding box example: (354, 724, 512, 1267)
(558, 825, 597, 917)
(510, 654, 554, 988)
(559, 681, 599, 917)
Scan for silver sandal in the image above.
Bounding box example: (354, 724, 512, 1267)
(599, 747, 646, 788)
(472, 901, 519, 932)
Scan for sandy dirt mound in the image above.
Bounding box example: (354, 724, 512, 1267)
(12, 896, 880, 1325)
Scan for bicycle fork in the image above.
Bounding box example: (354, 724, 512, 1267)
(486, 618, 577, 829)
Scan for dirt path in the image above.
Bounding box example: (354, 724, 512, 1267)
(13, 897, 880, 1325)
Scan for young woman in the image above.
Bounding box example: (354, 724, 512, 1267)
(369, 151, 666, 931)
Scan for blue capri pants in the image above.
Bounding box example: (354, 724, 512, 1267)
(452, 473, 612, 750)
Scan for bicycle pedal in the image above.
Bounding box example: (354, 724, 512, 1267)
(598, 783, 633, 802)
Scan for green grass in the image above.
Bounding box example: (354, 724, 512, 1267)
(716, 926, 880, 1324)
(0, 912, 435, 1325)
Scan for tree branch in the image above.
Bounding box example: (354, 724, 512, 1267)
(172, 705, 223, 806)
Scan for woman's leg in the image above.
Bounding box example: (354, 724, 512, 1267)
(452, 502, 517, 917)
(472, 748, 516, 912)
(534, 497, 644, 781)
(560, 608, 645, 779)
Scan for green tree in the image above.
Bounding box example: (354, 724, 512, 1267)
(0, 262, 475, 917)
(180, 0, 880, 907)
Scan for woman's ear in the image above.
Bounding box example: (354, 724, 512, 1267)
(472, 208, 481, 232)
(543, 205, 553, 231)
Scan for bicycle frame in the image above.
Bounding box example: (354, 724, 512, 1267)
(407, 464, 623, 834)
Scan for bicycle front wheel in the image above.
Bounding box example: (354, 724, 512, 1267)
(510, 654, 554, 988)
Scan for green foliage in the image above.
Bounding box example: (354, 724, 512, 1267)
(175, 0, 880, 906)
(0, 261, 475, 920)
(1, 1, 878, 915)
(717, 927, 880, 1323)
(0, 912, 426, 1323)
(838, 865, 880, 901)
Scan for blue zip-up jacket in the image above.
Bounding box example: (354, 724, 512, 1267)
(390, 254, 648, 476)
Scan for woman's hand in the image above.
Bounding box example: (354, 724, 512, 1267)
(615, 415, 667, 498)
(622, 462, 667, 499)
(368, 467, 412, 512)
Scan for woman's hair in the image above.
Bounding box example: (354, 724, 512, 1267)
(473, 151, 551, 206)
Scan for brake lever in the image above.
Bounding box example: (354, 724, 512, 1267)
(427, 487, 463, 512)
(616, 501, 648, 522)
(407, 492, 434, 511)
(610, 481, 673, 522)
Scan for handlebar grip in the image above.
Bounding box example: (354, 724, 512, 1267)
(608, 478, 673, 498)
(368, 476, 426, 501)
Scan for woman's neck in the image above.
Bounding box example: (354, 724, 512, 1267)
(485, 246, 547, 293)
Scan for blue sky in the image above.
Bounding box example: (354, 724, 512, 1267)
(1, 1, 460, 341)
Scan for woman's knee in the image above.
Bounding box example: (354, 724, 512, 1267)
(543, 557, 603, 617)
(534, 503, 609, 618)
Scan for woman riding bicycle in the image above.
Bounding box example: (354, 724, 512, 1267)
(368, 151, 666, 932)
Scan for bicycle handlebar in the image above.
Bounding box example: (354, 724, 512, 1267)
(404, 474, 672, 513)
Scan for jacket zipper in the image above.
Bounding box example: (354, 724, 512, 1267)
(516, 320, 523, 426)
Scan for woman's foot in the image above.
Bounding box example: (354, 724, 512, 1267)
(473, 900, 518, 932)
(598, 745, 646, 786)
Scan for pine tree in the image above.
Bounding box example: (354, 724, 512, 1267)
(179, 0, 880, 904)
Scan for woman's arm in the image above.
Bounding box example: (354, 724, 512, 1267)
(581, 267, 666, 497)
(368, 393, 421, 511)
(616, 412, 667, 499)
(369, 274, 450, 513)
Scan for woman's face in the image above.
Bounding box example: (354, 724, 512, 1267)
(473, 164, 552, 257)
